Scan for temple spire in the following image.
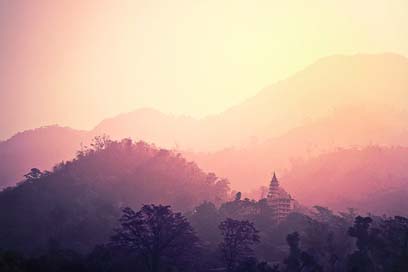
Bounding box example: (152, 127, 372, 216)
(270, 171, 279, 187)
(267, 172, 279, 198)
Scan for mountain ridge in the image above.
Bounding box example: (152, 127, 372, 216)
(1, 53, 408, 209)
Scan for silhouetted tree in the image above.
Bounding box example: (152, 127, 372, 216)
(347, 216, 377, 272)
(301, 207, 353, 271)
(23, 168, 43, 181)
(219, 218, 260, 272)
(111, 205, 199, 272)
(235, 257, 281, 272)
(375, 216, 408, 271)
(188, 202, 222, 246)
(90, 135, 112, 152)
(284, 232, 322, 272)
(235, 192, 242, 201)
(284, 232, 302, 272)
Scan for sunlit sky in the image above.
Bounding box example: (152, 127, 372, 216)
(0, 0, 407, 139)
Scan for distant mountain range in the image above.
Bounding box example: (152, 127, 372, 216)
(283, 146, 408, 216)
(92, 53, 408, 151)
(1, 53, 408, 214)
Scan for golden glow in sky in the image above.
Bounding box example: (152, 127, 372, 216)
(0, 0, 407, 139)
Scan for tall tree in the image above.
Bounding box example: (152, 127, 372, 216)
(376, 216, 408, 271)
(284, 232, 322, 272)
(219, 218, 260, 272)
(188, 202, 222, 246)
(284, 232, 302, 272)
(347, 216, 377, 272)
(111, 205, 199, 272)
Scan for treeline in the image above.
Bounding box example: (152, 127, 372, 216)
(1, 137, 407, 271)
(1, 201, 407, 272)
(0, 137, 229, 254)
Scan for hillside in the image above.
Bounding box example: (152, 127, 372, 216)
(1, 53, 408, 192)
(281, 146, 408, 216)
(186, 106, 408, 191)
(93, 53, 408, 150)
(91, 108, 200, 149)
(91, 54, 408, 152)
(0, 138, 229, 254)
(0, 126, 88, 188)
(207, 53, 408, 147)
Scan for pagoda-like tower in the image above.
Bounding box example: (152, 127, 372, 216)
(267, 172, 280, 198)
(266, 172, 293, 222)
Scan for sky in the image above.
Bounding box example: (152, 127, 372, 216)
(0, 0, 407, 140)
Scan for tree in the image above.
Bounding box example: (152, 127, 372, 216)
(24, 168, 43, 181)
(376, 216, 408, 271)
(347, 216, 377, 272)
(188, 202, 222, 246)
(284, 232, 302, 272)
(90, 135, 112, 152)
(235, 192, 242, 201)
(284, 232, 322, 272)
(219, 218, 260, 272)
(235, 258, 281, 272)
(111, 205, 199, 272)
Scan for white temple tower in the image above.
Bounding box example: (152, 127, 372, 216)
(267, 172, 294, 222)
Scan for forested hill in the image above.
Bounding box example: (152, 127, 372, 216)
(283, 146, 408, 215)
(0, 137, 230, 254)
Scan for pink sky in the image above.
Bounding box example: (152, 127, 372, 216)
(1, 0, 408, 140)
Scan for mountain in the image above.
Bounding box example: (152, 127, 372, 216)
(91, 108, 200, 149)
(93, 53, 408, 150)
(0, 125, 88, 188)
(0, 139, 229, 254)
(1, 53, 408, 195)
(282, 146, 408, 216)
(186, 106, 408, 191)
(193, 146, 408, 215)
(206, 53, 408, 147)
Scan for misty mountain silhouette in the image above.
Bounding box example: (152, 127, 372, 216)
(91, 53, 408, 151)
(1, 53, 408, 214)
(283, 146, 408, 216)
(188, 106, 408, 190)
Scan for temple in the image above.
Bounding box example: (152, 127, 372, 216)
(267, 172, 294, 222)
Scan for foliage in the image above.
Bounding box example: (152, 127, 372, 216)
(219, 218, 260, 272)
(110, 205, 199, 272)
(0, 137, 229, 254)
(1, 137, 408, 271)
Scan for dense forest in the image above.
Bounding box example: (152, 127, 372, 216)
(0, 137, 407, 271)
(0, 137, 229, 254)
(1, 199, 407, 271)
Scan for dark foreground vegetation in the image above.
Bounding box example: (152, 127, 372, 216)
(1, 203, 407, 272)
(0, 138, 407, 271)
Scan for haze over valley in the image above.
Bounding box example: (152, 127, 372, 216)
(1, 2, 408, 271)
(1, 53, 408, 215)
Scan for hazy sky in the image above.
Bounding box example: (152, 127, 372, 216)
(0, 0, 407, 139)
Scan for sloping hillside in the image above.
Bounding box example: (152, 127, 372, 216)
(0, 125, 88, 188)
(1, 53, 408, 191)
(186, 106, 408, 191)
(283, 146, 408, 215)
(92, 53, 408, 150)
(0, 138, 229, 254)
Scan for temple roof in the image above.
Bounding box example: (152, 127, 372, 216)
(268, 172, 293, 200)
